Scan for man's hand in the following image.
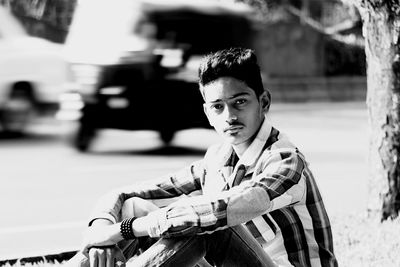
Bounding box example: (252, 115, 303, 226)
(82, 220, 126, 267)
(87, 245, 126, 267)
(83, 223, 123, 250)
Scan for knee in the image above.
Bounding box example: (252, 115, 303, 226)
(121, 197, 158, 220)
(121, 197, 137, 219)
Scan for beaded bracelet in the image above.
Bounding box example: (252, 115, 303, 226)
(120, 217, 136, 240)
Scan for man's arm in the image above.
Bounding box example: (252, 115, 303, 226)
(81, 210, 163, 251)
(144, 149, 307, 238)
(88, 161, 205, 225)
(82, 149, 306, 247)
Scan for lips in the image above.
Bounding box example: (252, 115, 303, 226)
(224, 125, 243, 133)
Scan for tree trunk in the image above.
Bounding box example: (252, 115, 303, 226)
(359, 1, 400, 220)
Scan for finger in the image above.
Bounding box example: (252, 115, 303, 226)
(106, 248, 114, 267)
(82, 244, 91, 258)
(89, 249, 98, 267)
(97, 249, 106, 267)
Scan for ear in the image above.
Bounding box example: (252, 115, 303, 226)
(259, 90, 271, 113)
(203, 104, 215, 126)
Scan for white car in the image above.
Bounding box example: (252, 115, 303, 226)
(0, 6, 69, 133)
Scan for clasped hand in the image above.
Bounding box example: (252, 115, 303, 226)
(82, 223, 126, 267)
(83, 223, 122, 249)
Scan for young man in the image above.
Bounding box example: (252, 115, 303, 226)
(68, 48, 337, 267)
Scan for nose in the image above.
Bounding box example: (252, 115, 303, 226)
(224, 105, 238, 124)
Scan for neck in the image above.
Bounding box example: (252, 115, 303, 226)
(232, 116, 265, 158)
(232, 142, 249, 158)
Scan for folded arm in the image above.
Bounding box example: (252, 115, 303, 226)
(88, 161, 205, 225)
(147, 149, 307, 238)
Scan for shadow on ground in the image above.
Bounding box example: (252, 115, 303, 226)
(0, 131, 62, 143)
(89, 145, 207, 157)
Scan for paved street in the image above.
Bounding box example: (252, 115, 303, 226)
(0, 102, 369, 260)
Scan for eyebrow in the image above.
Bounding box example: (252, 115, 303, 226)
(207, 92, 250, 104)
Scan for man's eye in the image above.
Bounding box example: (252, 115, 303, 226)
(235, 99, 247, 105)
(212, 104, 223, 110)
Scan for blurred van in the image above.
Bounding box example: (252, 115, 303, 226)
(0, 6, 69, 133)
(58, 0, 259, 151)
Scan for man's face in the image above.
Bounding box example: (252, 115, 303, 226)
(202, 77, 269, 148)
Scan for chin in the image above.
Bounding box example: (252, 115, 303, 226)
(228, 136, 246, 146)
(222, 135, 238, 144)
(221, 131, 250, 145)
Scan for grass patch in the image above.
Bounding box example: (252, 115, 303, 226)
(332, 211, 400, 267)
(3, 212, 400, 267)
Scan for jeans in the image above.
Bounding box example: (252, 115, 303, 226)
(67, 198, 276, 267)
(126, 224, 276, 267)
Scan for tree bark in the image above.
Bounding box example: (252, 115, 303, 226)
(358, 0, 400, 220)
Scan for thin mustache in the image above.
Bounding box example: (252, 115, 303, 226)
(224, 122, 244, 131)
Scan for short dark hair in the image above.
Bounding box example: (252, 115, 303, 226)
(198, 47, 265, 97)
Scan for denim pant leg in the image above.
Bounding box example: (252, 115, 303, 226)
(126, 235, 207, 267)
(206, 225, 276, 267)
(127, 225, 276, 267)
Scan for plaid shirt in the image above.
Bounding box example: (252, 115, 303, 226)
(90, 117, 337, 267)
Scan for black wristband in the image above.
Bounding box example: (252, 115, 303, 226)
(120, 217, 136, 240)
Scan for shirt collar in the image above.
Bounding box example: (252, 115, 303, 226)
(237, 115, 272, 167)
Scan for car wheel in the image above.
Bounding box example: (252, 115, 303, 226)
(74, 123, 96, 152)
(0, 86, 35, 133)
(159, 130, 175, 144)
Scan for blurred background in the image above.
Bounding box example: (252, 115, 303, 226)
(0, 0, 368, 264)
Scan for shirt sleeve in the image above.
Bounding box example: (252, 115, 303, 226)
(148, 149, 307, 238)
(226, 149, 307, 225)
(88, 161, 205, 225)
